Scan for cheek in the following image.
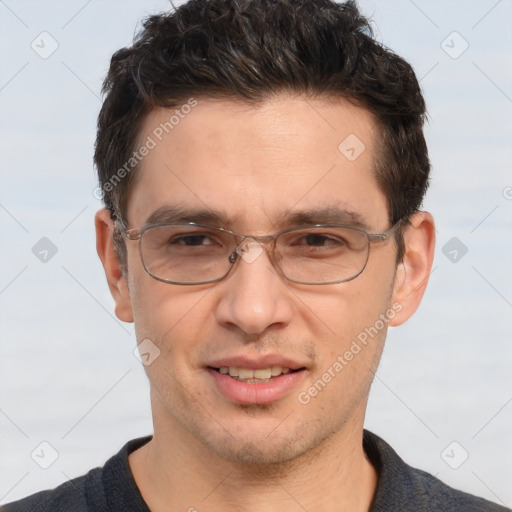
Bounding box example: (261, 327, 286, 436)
(297, 266, 396, 387)
(301, 275, 393, 343)
(129, 274, 212, 358)
(125, 246, 193, 341)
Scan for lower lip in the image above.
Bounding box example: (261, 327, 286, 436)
(208, 368, 306, 405)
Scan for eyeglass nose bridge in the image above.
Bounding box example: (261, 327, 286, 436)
(228, 234, 277, 266)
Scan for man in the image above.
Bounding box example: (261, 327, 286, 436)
(2, 0, 508, 510)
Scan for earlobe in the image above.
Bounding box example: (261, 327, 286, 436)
(389, 211, 436, 327)
(95, 209, 134, 323)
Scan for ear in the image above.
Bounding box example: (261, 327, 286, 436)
(389, 211, 435, 327)
(95, 209, 134, 323)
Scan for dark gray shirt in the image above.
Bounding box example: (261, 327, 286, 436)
(2, 431, 509, 511)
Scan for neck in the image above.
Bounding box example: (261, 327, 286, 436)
(129, 409, 377, 512)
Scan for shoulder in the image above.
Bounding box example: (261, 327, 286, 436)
(1, 436, 151, 512)
(408, 466, 509, 511)
(0, 469, 102, 512)
(364, 430, 510, 512)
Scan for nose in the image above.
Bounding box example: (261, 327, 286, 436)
(214, 239, 294, 336)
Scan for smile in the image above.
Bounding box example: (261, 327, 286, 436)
(208, 366, 307, 404)
(213, 366, 300, 383)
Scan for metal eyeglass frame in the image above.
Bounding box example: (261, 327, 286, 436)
(116, 218, 405, 286)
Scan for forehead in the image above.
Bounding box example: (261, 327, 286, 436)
(127, 94, 387, 230)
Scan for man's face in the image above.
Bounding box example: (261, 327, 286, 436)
(119, 95, 400, 464)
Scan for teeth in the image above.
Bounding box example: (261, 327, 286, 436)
(271, 366, 282, 376)
(238, 368, 253, 379)
(254, 368, 272, 379)
(217, 366, 293, 380)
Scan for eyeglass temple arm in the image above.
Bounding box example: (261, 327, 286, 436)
(368, 218, 406, 242)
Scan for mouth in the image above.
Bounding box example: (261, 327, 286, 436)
(209, 365, 305, 384)
(207, 365, 308, 405)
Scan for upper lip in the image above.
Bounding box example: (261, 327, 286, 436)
(207, 354, 308, 371)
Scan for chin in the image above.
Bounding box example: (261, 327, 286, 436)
(213, 438, 305, 466)
(201, 418, 330, 468)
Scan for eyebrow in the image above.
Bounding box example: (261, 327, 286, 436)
(284, 207, 371, 230)
(145, 206, 229, 226)
(144, 205, 371, 231)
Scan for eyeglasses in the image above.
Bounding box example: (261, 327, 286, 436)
(117, 220, 404, 285)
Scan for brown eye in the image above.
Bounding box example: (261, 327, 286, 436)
(294, 233, 347, 247)
(170, 234, 216, 246)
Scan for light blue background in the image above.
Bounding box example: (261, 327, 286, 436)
(1, 0, 511, 505)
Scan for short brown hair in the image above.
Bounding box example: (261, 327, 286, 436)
(94, 0, 430, 263)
